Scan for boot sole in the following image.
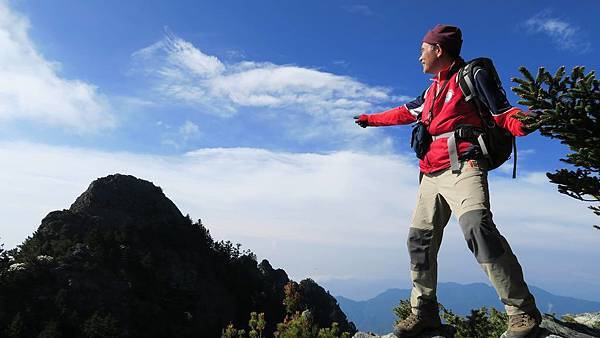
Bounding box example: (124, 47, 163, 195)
(393, 324, 442, 338)
(502, 325, 541, 338)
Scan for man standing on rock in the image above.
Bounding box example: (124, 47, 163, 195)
(354, 24, 541, 338)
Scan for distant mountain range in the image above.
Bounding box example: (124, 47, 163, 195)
(336, 282, 600, 334)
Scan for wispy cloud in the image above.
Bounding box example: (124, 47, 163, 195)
(179, 120, 200, 138)
(333, 59, 350, 68)
(156, 120, 202, 149)
(342, 4, 375, 17)
(524, 10, 591, 52)
(224, 49, 247, 60)
(0, 1, 114, 132)
(1, 141, 598, 287)
(131, 30, 405, 144)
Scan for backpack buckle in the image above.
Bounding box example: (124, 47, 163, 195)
(455, 125, 483, 139)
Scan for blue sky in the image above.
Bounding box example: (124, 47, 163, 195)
(1, 1, 599, 302)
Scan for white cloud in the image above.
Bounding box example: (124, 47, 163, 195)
(0, 1, 114, 132)
(179, 120, 200, 138)
(158, 120, 201, 149)
(131, 31, 403, 143)
(0, 141, 598, 295)
(524, 10, 591, 52)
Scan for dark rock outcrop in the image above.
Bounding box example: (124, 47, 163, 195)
(69, 174, 186, 228)
(0, 174, 356, 337)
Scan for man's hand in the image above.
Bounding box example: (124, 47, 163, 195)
(354, 114, 369, 128)
(514, 109, 540, 135)
(526, 108, 540, 118)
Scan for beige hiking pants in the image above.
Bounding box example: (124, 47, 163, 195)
(408, 159, 537, 316)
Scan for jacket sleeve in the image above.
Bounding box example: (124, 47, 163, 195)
(367, 91, 425, 126)
(474, 69, 530, 137)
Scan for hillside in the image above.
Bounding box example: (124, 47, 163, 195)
(0, 174, 356, 337)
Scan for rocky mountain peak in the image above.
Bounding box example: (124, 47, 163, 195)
(68, 174, 185, 227)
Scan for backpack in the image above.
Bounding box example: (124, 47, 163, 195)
(457, 57, 517, 178)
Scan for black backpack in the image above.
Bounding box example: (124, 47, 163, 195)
(457, 57, 517, 178)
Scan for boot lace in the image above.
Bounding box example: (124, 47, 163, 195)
(401, 313, 420, 326)
(509, 314, 532, 328)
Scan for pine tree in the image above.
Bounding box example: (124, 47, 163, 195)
(283, 282, 303, 315)
(511, 65, 600, 229)
(82, 312, 120, 338)
(248, 312, 266, 338)
(0, 241, 7, 270)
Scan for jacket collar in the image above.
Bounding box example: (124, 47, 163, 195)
(432, 58, 464, 82)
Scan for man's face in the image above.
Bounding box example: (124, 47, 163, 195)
(419, 42, 441, 74)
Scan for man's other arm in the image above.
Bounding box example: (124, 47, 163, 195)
(474, 69, 533, 136)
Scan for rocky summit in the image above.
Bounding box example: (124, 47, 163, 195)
(69, 174, 186, 228)
(0, 174, 355, 337)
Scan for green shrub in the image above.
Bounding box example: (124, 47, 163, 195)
(224, 310, 351, 338)
(393, 299, 412, 323)
(441, 305, 507, 338)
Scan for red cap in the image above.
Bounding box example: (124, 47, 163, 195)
(422, 24, 463, 57)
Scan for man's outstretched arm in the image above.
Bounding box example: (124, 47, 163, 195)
(354, 91, 425, 127)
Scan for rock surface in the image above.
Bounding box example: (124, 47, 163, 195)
(353, 324, 456, 338)
(354, 312, 600, 338)
(568, 312, 600, 330)
(533, 314, 600, 338)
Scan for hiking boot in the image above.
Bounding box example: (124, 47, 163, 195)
(503, 309, 542, 338)
(393, 312, 442, 337)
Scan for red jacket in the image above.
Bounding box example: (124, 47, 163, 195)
(366, 61, 528, 174)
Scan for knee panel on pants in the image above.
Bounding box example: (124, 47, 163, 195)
(458, 209, 505, 263)
(407, 227, 433, 271)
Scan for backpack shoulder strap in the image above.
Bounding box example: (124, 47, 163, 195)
(458, 57, 501, 124)
(458, 57, 497, 103)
